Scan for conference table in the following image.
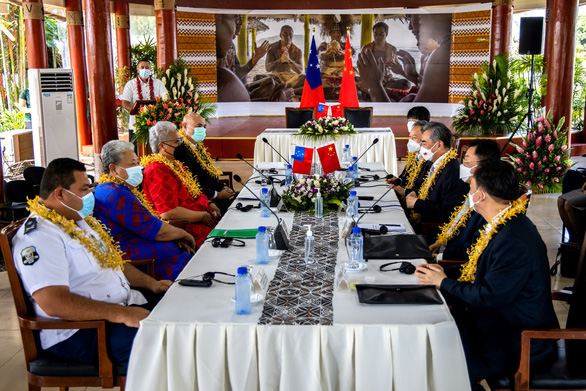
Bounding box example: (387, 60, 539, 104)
(253, 128, 398, 176)
(125, 162, 470, 391)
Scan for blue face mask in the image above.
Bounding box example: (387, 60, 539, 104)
(139, 68, 151, 79)
(118, 165, 143, 187)
(62, 189, 95, 220)
(193, 127, 206, 143)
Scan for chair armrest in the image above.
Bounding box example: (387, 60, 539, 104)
(438, 259, 467, 267)
(128, 258, 155, 278)
(515, 328, 586, 391)
(551, 290, 572, 302)
(19, 315, 115, 387)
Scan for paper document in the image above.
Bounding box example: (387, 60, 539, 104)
(358, 223, 406, 232)
(359, 200, 401, 208)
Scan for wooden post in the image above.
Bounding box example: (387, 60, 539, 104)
(66, 0, 92, 152)
(155, 0, 177, 70)
(237, 15, 247, 66)
(304, 15, 310, 68)
(114, 1, 131, 83)
(361, 15, 373, 48)
(489, 0, 513, 61)
(22, 0, 48, 69)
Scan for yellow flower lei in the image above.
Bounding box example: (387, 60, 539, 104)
(141, 154, 202, 199)
(458, 198, 529, 283)
(27, 197, 127, 270)
(435, 197, 473, 246)
(179, 133, 223, 179)
(405, 155, 425, 189)
(97, 174, 167, 222)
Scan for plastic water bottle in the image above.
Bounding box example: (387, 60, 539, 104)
(235, 266, 251, 314)
(285, 164, 293, 186)
(352, 157, 359, 176)
(342, 145, 351, 166)
(348, 227, 364, 269)
(256, 226, 269, 264)
(304, 225, 315, 265)
(346, 166, 355, 188)
(260, 188, 271, 218)
(347, 191, 358, 219)
(314, 190, 323, 218)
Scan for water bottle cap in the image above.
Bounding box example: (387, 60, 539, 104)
(348, 166, 354, 171)
(345, 144, 349, 148)
(352, 227, 361, 234)
(352, 157, 357, 161)
(258, 226, 266, 232)
(287, 164, 292, 169)
(351, 191, 357, 196)
(261, 188, 268, 193)
(237, 266, 248, 275)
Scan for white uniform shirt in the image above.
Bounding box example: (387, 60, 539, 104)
(13, 215, 146, 350)
(120, 77, 168, 129)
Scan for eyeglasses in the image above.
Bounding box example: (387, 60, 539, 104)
(162, 138, 183, 147)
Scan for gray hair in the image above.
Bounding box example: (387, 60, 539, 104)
(412, 120, 428, 129)
(102, 140, 135, 171)
(424, 122, 453, 149)
(149, 121, 178, 153)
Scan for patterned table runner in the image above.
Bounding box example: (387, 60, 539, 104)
(258, 212, 339, 325)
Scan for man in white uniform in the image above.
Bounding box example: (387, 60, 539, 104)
(120, 59, 168, 129)
(13, 158, 171, 365)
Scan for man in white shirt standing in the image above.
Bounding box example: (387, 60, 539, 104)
(120, 59, 168, 129)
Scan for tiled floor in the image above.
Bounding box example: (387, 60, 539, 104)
(0, 159, 581, 391)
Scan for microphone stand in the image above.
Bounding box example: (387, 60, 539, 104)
(236, 154, 281, 207)
(262, 137, 292, 165)
(351, 138, 379, 170)
(355, 185, 395, 226)
(234, 174, 290, 250)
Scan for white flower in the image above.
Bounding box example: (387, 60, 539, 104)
(497, 112, 502, 117)
(178, 74, 182, 83)
(166, 69, 171, 77)
(492, 60, 497, 69)
(507, 82, 511, 89)
(161, 93, 170, 101)
(483, 73, 488, 82)
(333, 120, 339, 125)
(181, 86, 185, 95)
(172, 87, 178, 98)
(473, 73, 478, 81)
(514, 90, 520, 99)
(502, 87, 506, 96)
(503, 96, 508, 103)
(162, 76, 167, 85)
(334, 129, 339, 133)
(311, 197, 316, 202)
(496, 80, 501, 89)
(468, 101, 473, 109)
(295, 196, 302, 202)
(170, 77, 175, 87)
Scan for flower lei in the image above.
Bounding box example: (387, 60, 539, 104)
(136, 76, 154, 100)
(141, 154, 202, 199)
(27, 197, 127, 270)
(98, 174, 167, 222)
(458, 198, 529, 282)
(435, 196, 473, 246)
(179, 133, 223, 179)
(405, 156, 425, 189)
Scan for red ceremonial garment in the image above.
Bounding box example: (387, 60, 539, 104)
(143, 161, 214, 247)
(339, 32, 359, 108)
(317, 142, 341, 175)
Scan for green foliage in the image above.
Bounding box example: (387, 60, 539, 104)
(572, 55, 586, 130)
(44, 17, 59, 48)
(130, 36, 158, 77)
(577, 15, 586, 50)
(0, 110, 25, 132)
(509, 54, 546, 114)
(509, 110, 573, 192)
(452, 53, 527, 136)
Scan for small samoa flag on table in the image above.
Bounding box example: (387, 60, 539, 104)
(292, 146, 314, 175)
(316, 142, 341, 175)
(316, 103, 329, 119)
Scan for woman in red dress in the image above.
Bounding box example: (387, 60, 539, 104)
(142, 121, 220, 247)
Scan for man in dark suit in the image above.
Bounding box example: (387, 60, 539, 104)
(405, 122, 467, 226)
(173, 113, 236, 215)
(431, 139, 502, 261)
(415, 161, 558, 389)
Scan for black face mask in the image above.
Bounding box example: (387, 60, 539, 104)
(173, 142, 189, 160)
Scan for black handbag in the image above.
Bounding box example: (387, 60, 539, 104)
(356, 284, 443, 305)
(363, 234, 434, 260)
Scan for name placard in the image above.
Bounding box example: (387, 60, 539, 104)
(114, 14, 130, 29)
(154, 0, 176, 10)
(66, 11, 83, 27)
(252, 267, 270, 292)
(23, 3, 44, 20)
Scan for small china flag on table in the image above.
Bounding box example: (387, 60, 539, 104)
(292, 146, 314, 175)
(331, 104, 343, 117)
(316, 142, 341, 175)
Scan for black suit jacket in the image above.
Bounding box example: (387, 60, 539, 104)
(443, 211, 485, 261)
(174, 143, 224, 199)
(413, 158, 468, 225)
(440, 215, 559, 381)
(404, 160, 432, 196)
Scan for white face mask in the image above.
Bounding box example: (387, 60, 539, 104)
(407, 121, 416, 132)
(419, 141, 438, 162)
(407, 139, 421, 153)
(468, 189, 485, 211)
(459, 164, 477, 182)
(139, 68, 151, 79)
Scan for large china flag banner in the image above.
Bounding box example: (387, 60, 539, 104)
(292, 146, 314, 175)
(299, 35, 325, 109)
(317, 142, 341, 175)
(339, 31, 359, 108)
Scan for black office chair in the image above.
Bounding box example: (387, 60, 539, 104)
(343, 107, 373, 128)
(1, 180, 36, 222)
(285, 107, 314, 129)
(23, 166, 46, 194)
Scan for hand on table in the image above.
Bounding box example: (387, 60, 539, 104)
(150, 279, 173, 295)
(386, 175, 397, 184)
(200, 212, 215, 227)
(415, 264, 446, 289)
(209, 203, 222, 219)
(176, 238, 196, 255)
(217, 187, 235, 200)
(405, 192, 418, 208)
(120, 306, 151, 328)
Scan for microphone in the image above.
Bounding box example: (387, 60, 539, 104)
(236, 153, 281, 207)
(354, 185, 394, 226)
(234, 174, 290, 250)
(262, 137, 291, 165)
(351, 138, 379, 170)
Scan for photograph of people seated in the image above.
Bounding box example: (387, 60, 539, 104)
(216, 13, 452, 103)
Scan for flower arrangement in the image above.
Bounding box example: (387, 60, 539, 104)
(294, 116, 357, 140)
(281, 174, 353, 212)
(452, 53, 527, 136)
(509, 110, 573, 193)
(132, 91, 198, 146)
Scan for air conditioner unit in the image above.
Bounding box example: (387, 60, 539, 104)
(28, 69, 79, 167)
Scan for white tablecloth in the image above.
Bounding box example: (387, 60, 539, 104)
(126, 163, 470, 391)
(253, 128, 398, 176)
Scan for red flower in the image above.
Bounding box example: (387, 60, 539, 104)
(480, 110, 485, 115)
(473, 117, 477, 120)
(155, 97, 161, 103)
(159, 111, 164, 115)
(166, 114, 171, 119)
(147, 119, 151, 125)
(488, 106, 492, 111)
(491, 94, 495, 98)
(163, 104, 169, 109)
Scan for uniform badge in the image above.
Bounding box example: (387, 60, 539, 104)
(24, 217, 37, 235)
(21, 246, 39, 266)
